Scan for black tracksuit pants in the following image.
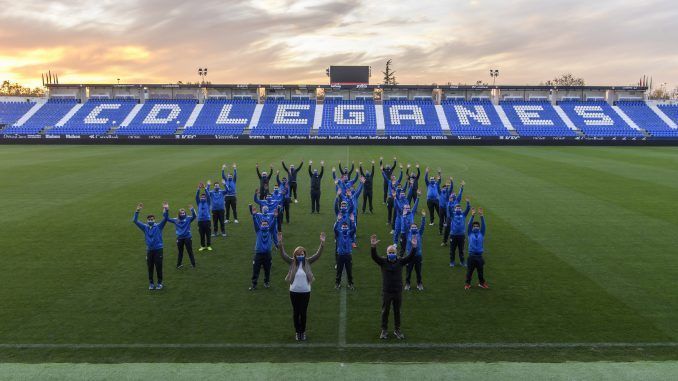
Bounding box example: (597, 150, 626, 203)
(438, 206, 447, 235)
(225, 196, 238, 220)
(336, 255, 353, 285)
(426, 199, 439, 223)
(282, 199, 291, 223)
(310, 190, 320, 213)
(381, 291, 402, 330)
(398, 233, 407, 257)
(146, 249, 163, 284)
(251, 252, 272, 286)
(176, 238, 195, 267)
(387, 197, 394, 224)
(362, 190, 373, 213)
(466, 255, 485, 284)
(212, 210, 225, 234)
(198, 220, 211, 247)
(290, 181, 298, 200)
(405, 255, 423, 285)
(290, 291, 311, 334)
(450, 234, 465, 263)
(382, 181, 389, 203)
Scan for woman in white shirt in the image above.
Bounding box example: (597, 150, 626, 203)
(278, 231, 325, 341)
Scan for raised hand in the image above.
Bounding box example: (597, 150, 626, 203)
(466, 198, 470, 202)
(478, 207, 484, 216)
(309, 160, 313, 165)
(207, 180, 211, 186)
(276, 170, 280, 175)
(471, 208, 476, 216)
(256, 163, 259, 167)
(407, 163, 411, 168)
(422, 210, 426, 216)
(461, 180, 466, 186)
(379, 156, 384, 160)
(233, 163, 237, 168)
(332, 167, 336, 172)
(199, 182, 204, 189)
(371, 160, 375, 164)
(320, 232, 326, 243)
(415, 163, 420, 168)
(188, 204, 193, 210)
(162, 201, 169, 209)
(360, 176, 366, 183)
(417, 189, 422, 195)
(136, 203, 143, 211)
(370, 234, 380, 247)
(320, 160, 324, 165)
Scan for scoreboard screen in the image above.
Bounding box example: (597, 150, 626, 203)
(330, 66, 370, 85)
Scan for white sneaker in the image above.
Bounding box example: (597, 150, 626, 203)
(429, 222, 435, 226)
(389, 230, 394, 234)
(417, 284, 424, 291)
(234, 219, 239, 224)
(404, 283, 411, 291)
(294, 199, 298, 204)
(225, 220, 230, 224)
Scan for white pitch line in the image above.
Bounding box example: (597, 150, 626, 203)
(0, 342, 676, 350)
(338, 287, 347, 346)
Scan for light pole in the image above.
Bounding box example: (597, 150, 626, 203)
(490, 69, 499, 86)
(198, 68, 208, 85)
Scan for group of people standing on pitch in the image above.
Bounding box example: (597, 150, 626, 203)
(131, 156, 490, 341)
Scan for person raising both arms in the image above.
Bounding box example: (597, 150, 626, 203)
(222, 163, 238, 224)
(282, 159, 304, 204)
(277, 231, 325, 341)
(132, 202, 169, 290)
(465, 207, 489, 290)
(248, 203, 279, 291)
(256, 162, 274, 200)
(359, 160, 375, 214)
(167, 204, 197, 269)
(308, 160, 324, 214)
(206, 179, 227, 238)
(379, 156, 397, 204)
(404, 210, 426, 291)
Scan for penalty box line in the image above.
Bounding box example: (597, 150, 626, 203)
(0, 342, 677, 350)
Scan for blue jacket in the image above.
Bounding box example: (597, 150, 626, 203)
(253, 213, 278, 253)
(334, 220, 356, 255)
(207, 184, 226, 211)
(406, 216, 426, 256)
(449, 201, 471, 236)
(438, 185, 450, 209)
(333, 171, 360, 192)
(276, 175, 291, 201)
(424, 171, 440, 200)
(222, 168, 237, 196)
(168, 208, 196, 239)
(394, 198, 419, 243)
(467, 215, 486, 255)
(255, 193, 281, 212)
(195, 188, 211, 221)
(133, 209, 169, 250)
(445, 186, 464, 217)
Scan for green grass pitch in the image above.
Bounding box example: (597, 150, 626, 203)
(0, 145, 677, 364)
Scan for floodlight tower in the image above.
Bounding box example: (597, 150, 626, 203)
(198, 68, 208, 85)
(490, 69, 499, 86)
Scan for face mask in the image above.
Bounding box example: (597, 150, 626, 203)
(214, 187, 220, 191)
(200, 198, 206, 202)
(410, 228, 418, 234)
(296, 256, 305, 263)
(147, 221, 155, 226)
(404, 209, 410, 215)
(455, 209, 462, 214)
(472, 227, 480, 233)
(366, 172, 370, 176)
(313, 171, 318, 175)
(266, 197, 272, 202)
(261, 224, 269, 231)
(227, 177, 233, 181)
(341, 227, 348, 232)
(387, 253, 397, 261)
(179, 214, 186, 220)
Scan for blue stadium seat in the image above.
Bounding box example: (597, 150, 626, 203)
(617, 101, 678, 138)
(442, 99, 510, 136)
(183, 98, 256, 135)
(2, 98, 77, 134)
(0, 101, 34, 127)
(383, 99, 441, 136)
(116, 99, 197, 135)
(49, 98, 138, 135)
(318, 98, 376, 136)
(501, 100, 576, 137)
(558, 100, 643, 137)
(656, 104, 678, 137)
(251, 99, 315, 136)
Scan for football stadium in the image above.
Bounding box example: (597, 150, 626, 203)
(1, 1, 678, 380)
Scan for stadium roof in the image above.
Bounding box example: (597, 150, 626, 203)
(46, 84, 648, 91)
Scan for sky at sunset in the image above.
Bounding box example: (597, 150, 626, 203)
(0, 0, 676, 89)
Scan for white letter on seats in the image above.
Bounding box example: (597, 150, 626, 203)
(85, 104, 121, 124)
(389, 105, 424, 125)
(274, 104, 310, 124)
(574, 105, 614, 125)
(454, 105, 490, 125)
(217, 104, 248, 124)
(514, 105, 553, 125)
(335, 105, 365, 124)
(143, 104, 181, 124)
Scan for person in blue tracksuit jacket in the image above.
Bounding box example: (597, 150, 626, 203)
(394, 192, 420, 255)
(195, 183, 212, 251)
(465, 208, 489, 289)
(167, 205, 197, 269)
(391, 187, 407, 232)
(449, 199, 471, 267)
(222, 163, 238, 224)
(206, 180, 227, 237)
(276, 172, 293, 224)
(385, 168, 404, 226)
(133, 202, 169, 290)
(424, 168, 441, 225)
(405, 211, 426, 291)
(249, 203, 279, 291)
(282, 160, 304, 203)
(333, 168, 360, 193)
(442, 181, 465, 240)
(437, 178, 452, 237)
(334, 219, 356, 290)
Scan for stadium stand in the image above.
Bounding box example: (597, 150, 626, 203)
(251, 98, 315, 136)
(442, 99, 510, 136)
(0, 101, 35, 127)
(617, 101, 678, 137)
(49, 98, 138, 135)
(183, 98, 256, 135)
(318, 98, 377, 136)
(383, 99, 442, 136)
(2, 98, 77, 134)
(501, 100, 576, 136)
(657, 104, 678, 128)
(558, 100, 644, 137)
(115, 99, 197, 135)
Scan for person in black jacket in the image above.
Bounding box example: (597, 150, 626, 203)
(308, 160, 324, 213)
(359, 160, 375, 214)
(256, 163, 274, 200)
(405, 163, 421, 203)
(282, 160, 304, 203)
(338, 161, 355, 177)
(380, 156, 397, 204)
(370, 233, 418, 340)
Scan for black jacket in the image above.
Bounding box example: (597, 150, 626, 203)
(282, 161, 304, 182)
(308, 166, 324, 193)
(257, 166, 273, 195)
(360, 164, 374, 192)
(371, 246, 417, 293)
